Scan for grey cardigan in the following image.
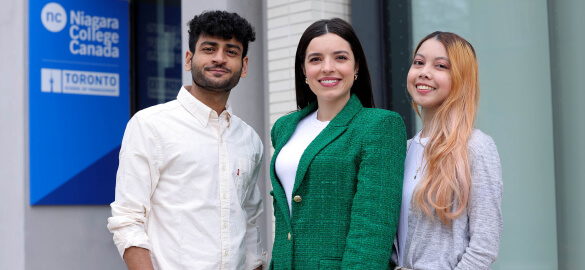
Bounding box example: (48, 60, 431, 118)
(391, 129, 503, 270)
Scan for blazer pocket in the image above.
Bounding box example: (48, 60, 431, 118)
(319, 258, 342, 269)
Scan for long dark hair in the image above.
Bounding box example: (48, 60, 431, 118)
(294, 18, 374, 109)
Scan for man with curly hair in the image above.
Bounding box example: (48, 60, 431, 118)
(107, 11, 265, 270)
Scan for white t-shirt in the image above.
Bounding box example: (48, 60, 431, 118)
(398, 131, 428, 266)
(274, 110, 329, 216)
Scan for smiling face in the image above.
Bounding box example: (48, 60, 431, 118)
(185, 35, 248, 93)
(303, 33, 358, 107)
(407, 38, 452, 115)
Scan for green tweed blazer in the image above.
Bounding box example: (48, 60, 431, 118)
(269, 94, 406, 269)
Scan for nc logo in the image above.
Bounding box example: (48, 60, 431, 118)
(41, 2, 67, 32)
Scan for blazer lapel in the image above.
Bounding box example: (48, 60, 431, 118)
(270, 102, 318, 226)
(292, 94, 363, 194)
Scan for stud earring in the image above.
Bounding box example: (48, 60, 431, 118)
(354, 73, 358, 81)
(305, 77, 308, 84)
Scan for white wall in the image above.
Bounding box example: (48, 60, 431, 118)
(0, 0, 26, 269)
(266, 0, 351, 126)
(411, 0, 558, 269)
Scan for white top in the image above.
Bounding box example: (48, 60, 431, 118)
(274, 110, 329, 216)
(397, 131, 427, 266)
(107, 87, 265, 270)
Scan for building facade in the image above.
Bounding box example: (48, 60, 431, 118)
(1, 0, 583, 269)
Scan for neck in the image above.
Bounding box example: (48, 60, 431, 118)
(421, 107, 437, 138)
(315, 95, 350, 121)
(186, 83, 231, 115)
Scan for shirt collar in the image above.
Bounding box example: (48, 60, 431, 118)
(177, 86, 232, 127)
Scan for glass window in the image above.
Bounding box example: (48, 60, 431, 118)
(132, 0, 182, 112)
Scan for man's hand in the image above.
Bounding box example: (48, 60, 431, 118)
(123, 247, 154, 270)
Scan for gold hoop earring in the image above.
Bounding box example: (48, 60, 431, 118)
(305, 77, 308, 84)
(354, 73, 358, 81)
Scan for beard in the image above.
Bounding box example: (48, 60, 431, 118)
(191, 63, 242, 93)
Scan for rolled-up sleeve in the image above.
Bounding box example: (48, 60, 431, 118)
(107, 116, 161, 258)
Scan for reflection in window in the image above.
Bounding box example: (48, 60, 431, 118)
(134, 0, 182, 112)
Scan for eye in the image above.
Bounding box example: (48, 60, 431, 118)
(336, 55, 348, 61)
(436, 63, 450, 69)
(413, 59, 424, 66)
(202, 47, 214, 53)
(227, 50, 238, 56)
(308, 57, 321, 63)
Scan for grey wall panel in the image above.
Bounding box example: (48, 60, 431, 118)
(549, 0, 585, 269)
(0, 0, 27, 269)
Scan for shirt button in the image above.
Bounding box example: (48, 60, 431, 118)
(222, 164, 226, 170)
(225, 250, 229, 256)
(223, 222, 228, 228)
(288, 232, 291, 240)
(293, 195, 302, 202)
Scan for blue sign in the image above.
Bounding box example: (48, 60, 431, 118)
(29, 0, 129, 205)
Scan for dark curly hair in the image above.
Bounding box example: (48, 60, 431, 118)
(187, 10, 256, 58)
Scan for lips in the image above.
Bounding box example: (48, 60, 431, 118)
(204, 66, 230, 75)
(318, 77, 341, 87)
(416, 84, 435, 94)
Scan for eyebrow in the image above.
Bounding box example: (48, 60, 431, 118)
(225, 43, 242, 52)
(199, 41, 242, 52)
(307, 50, 350, 58)
(200, 41, 218, 47)
(415, 53, 450, 62)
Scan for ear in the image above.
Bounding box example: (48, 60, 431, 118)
(240, 56, 249, 78)
(355, 61, 359, 74)
(184, 51, 193, 71)
(302, 64, 306, 76)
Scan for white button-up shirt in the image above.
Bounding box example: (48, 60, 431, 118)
(107, 87, 265, 270)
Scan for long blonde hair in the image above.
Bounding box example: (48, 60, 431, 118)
(412, 32, 479, 225)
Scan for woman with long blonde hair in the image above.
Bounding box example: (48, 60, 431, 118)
(392, 31, 503, 270)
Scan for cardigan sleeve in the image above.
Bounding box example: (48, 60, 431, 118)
(341, 112, 406, 268)
(455, 131, 503, 270)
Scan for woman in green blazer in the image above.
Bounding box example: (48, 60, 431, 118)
(269, 18, 406, 269)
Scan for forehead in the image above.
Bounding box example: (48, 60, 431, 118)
(306, 33, 353, 54)
(416, 38, 448, 57)
(195, 34, 243, 48)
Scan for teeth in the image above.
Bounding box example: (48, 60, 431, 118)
(417, 85, 435, 90)
(320, 80, 339, 84)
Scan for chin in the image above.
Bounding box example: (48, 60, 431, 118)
(319, 94, 345, 102)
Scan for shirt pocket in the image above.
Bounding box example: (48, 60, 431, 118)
(235, 157, 254, 205)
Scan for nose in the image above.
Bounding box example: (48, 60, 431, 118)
(419, 65, 432, 79)
(322, 58, 334, 73)
(211, 51, 227, 65)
